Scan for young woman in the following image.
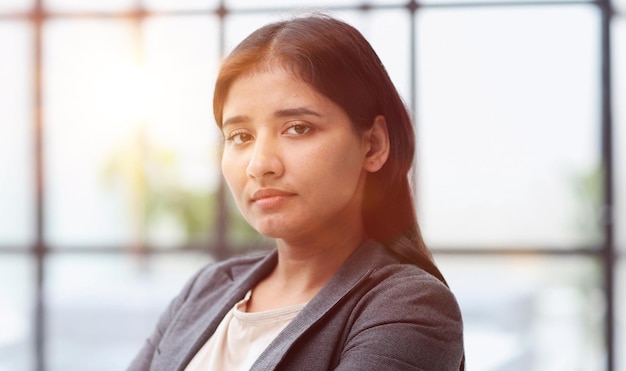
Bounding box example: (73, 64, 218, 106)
(129, 14, 464, 371)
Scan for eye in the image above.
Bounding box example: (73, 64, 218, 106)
(226, 131, 253, 144)
(284, 123, 311, 136)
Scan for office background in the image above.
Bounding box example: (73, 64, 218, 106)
(0, 0, 624, 370)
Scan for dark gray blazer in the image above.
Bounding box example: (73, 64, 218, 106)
(128, 240, 464, 370)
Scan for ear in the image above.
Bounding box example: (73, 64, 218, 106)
(363, 115, 390, 173)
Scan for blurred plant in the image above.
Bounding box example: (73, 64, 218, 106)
(567, 164, 605, 362)
(569, 164, 603, 245)
(101, 127, 214, 247)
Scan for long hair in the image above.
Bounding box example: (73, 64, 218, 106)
(213, 14, 447, 286)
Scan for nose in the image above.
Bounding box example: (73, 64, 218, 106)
(246, 135, 284, 180)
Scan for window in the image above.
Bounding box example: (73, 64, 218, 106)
(0, 0, 621, 370)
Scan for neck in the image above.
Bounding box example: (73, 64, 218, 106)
(246, 226, 366, 312)
(273, 228, 366, 291)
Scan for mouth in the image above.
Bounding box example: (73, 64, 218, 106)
(250, 188, 296, 208)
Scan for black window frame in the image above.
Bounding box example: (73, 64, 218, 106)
(0, 0, 617, 369)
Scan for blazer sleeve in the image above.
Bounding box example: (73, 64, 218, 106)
(334, 269, 464, 371)
(127, 268, 206, 371)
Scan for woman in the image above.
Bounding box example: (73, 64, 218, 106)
(129, 14, 464, 371)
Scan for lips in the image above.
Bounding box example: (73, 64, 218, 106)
(250, 188, 296, 208)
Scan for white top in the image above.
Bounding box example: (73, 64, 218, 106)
(184, 291, 307, 371)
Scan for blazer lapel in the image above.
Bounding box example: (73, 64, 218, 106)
(250, 240, 386, 371)
(171, 251, 279, 371)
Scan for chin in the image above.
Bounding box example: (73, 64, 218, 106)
(249, 221, 287, 239)
(252, 222, 303, 241)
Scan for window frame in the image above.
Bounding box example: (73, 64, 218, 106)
(0, 0, 617, 369)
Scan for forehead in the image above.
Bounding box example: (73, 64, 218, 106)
(223, 68, 327, 113)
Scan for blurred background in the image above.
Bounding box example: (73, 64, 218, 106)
(0, 0, 624, 370)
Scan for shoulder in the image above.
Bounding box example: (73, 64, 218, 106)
(337, 253, 464, 369)
(362, 262, 462, 323)
(346, 240, 460, 314)
(372, 262, 454, 296)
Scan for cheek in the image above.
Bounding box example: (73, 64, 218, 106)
(221, 151, 245, 193)
(302, 141, 365, 189)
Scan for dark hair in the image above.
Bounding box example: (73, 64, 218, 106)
(213, 14, 447, 286)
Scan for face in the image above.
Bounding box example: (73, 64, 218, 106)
(220, 68, 372, 244)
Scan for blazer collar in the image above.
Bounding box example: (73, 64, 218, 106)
(176, 250, 278, 370)
(250, 239, 393, 370)
(175, 240, 393, 371)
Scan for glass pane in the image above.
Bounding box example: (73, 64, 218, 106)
(0, 255, 35, 371)
(141, 15, 221, 248)
(615, 0, 626, 16)
(436, 255, 605, 370)
(0, 21, 33, 247)
(416, 6, 600, 248)
(43, 19, 139, 247)
(225, 9, 411, 102)
(43, 0, 135, 12)
(44, 17, 221, 249)
(615, 19, 626, 252)
(0, 0, 34, 12)
(45, 253, 212, 371)
(142, 0, 218, 11)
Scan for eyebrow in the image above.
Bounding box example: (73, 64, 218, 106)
(275, 107, 322, 118)
(222, 107, 322, 129)
(222, 115, 249, 128)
